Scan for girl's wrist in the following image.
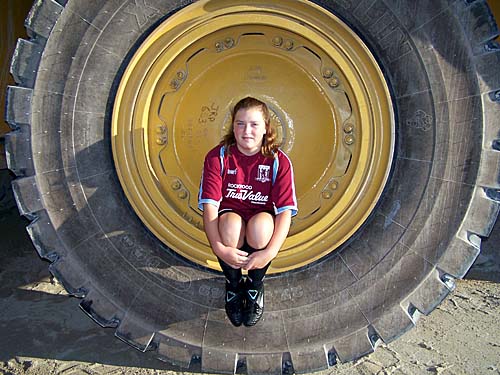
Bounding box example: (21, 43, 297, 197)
(264, 247, 279, 260)
(211, 242, 226, 258)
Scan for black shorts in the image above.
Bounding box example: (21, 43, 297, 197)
(218, 208, 274, 223)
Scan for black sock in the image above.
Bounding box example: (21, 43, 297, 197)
(247, 267, 269, 289)
(245, 245, 271, 290)
(217, 257, 242, 290)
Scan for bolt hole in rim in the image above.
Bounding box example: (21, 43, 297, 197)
(112, 0, 395, 273)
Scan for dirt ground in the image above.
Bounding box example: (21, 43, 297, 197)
(1, 206, 499, 375)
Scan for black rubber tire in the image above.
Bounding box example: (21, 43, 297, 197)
(5, 0, 500, 374)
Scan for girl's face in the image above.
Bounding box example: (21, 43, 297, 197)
(233, 107, 267, 156)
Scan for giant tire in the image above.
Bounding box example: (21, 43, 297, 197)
(5, 0, 500, 374)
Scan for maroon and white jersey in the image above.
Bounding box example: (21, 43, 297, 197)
(198, 145, 297, 218)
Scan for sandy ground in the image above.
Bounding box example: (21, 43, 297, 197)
(1, 203, 499, 375)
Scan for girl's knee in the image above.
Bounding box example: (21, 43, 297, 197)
(219, 212, 245, 248)
(246, 237, 269, 250)
(246, 212, 274, 249)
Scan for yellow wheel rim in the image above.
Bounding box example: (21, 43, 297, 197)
(112, 0, 395, 273)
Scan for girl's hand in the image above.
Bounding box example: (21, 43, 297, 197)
(217, 246, 249, 269)
(243, 249, 276, 270)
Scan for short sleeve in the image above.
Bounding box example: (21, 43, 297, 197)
(271, 150, 298, 216)
(198, 146, 223, 211)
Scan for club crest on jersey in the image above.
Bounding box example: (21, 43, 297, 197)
(256, 165, 271, 183)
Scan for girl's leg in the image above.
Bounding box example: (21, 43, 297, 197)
(245, 211, 274, 251)
(218, 211, 246, 327)
(245, 212, 274, 287)
(219, 211, 246, 249)
(218, 212, 246, 286)
(246, 263, 271, 288)
(243, 212, 274, 326)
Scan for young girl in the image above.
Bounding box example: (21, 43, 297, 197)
(198, 97, 297, 327)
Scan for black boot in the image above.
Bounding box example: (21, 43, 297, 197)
(225, 280, 244, 327)
(243, 282, 264, 327)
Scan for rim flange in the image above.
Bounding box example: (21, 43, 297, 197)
(112, 0, 395, 273)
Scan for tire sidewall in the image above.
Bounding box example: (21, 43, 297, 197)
(27, 0, 484, 360)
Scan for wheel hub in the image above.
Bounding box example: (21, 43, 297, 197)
(112, 0, 395, 273)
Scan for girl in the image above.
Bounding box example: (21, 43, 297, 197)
(198, 97, 297, 327)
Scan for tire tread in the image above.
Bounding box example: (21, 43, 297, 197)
(25, 0, 64, 39)
(4, 1, 500, 373)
